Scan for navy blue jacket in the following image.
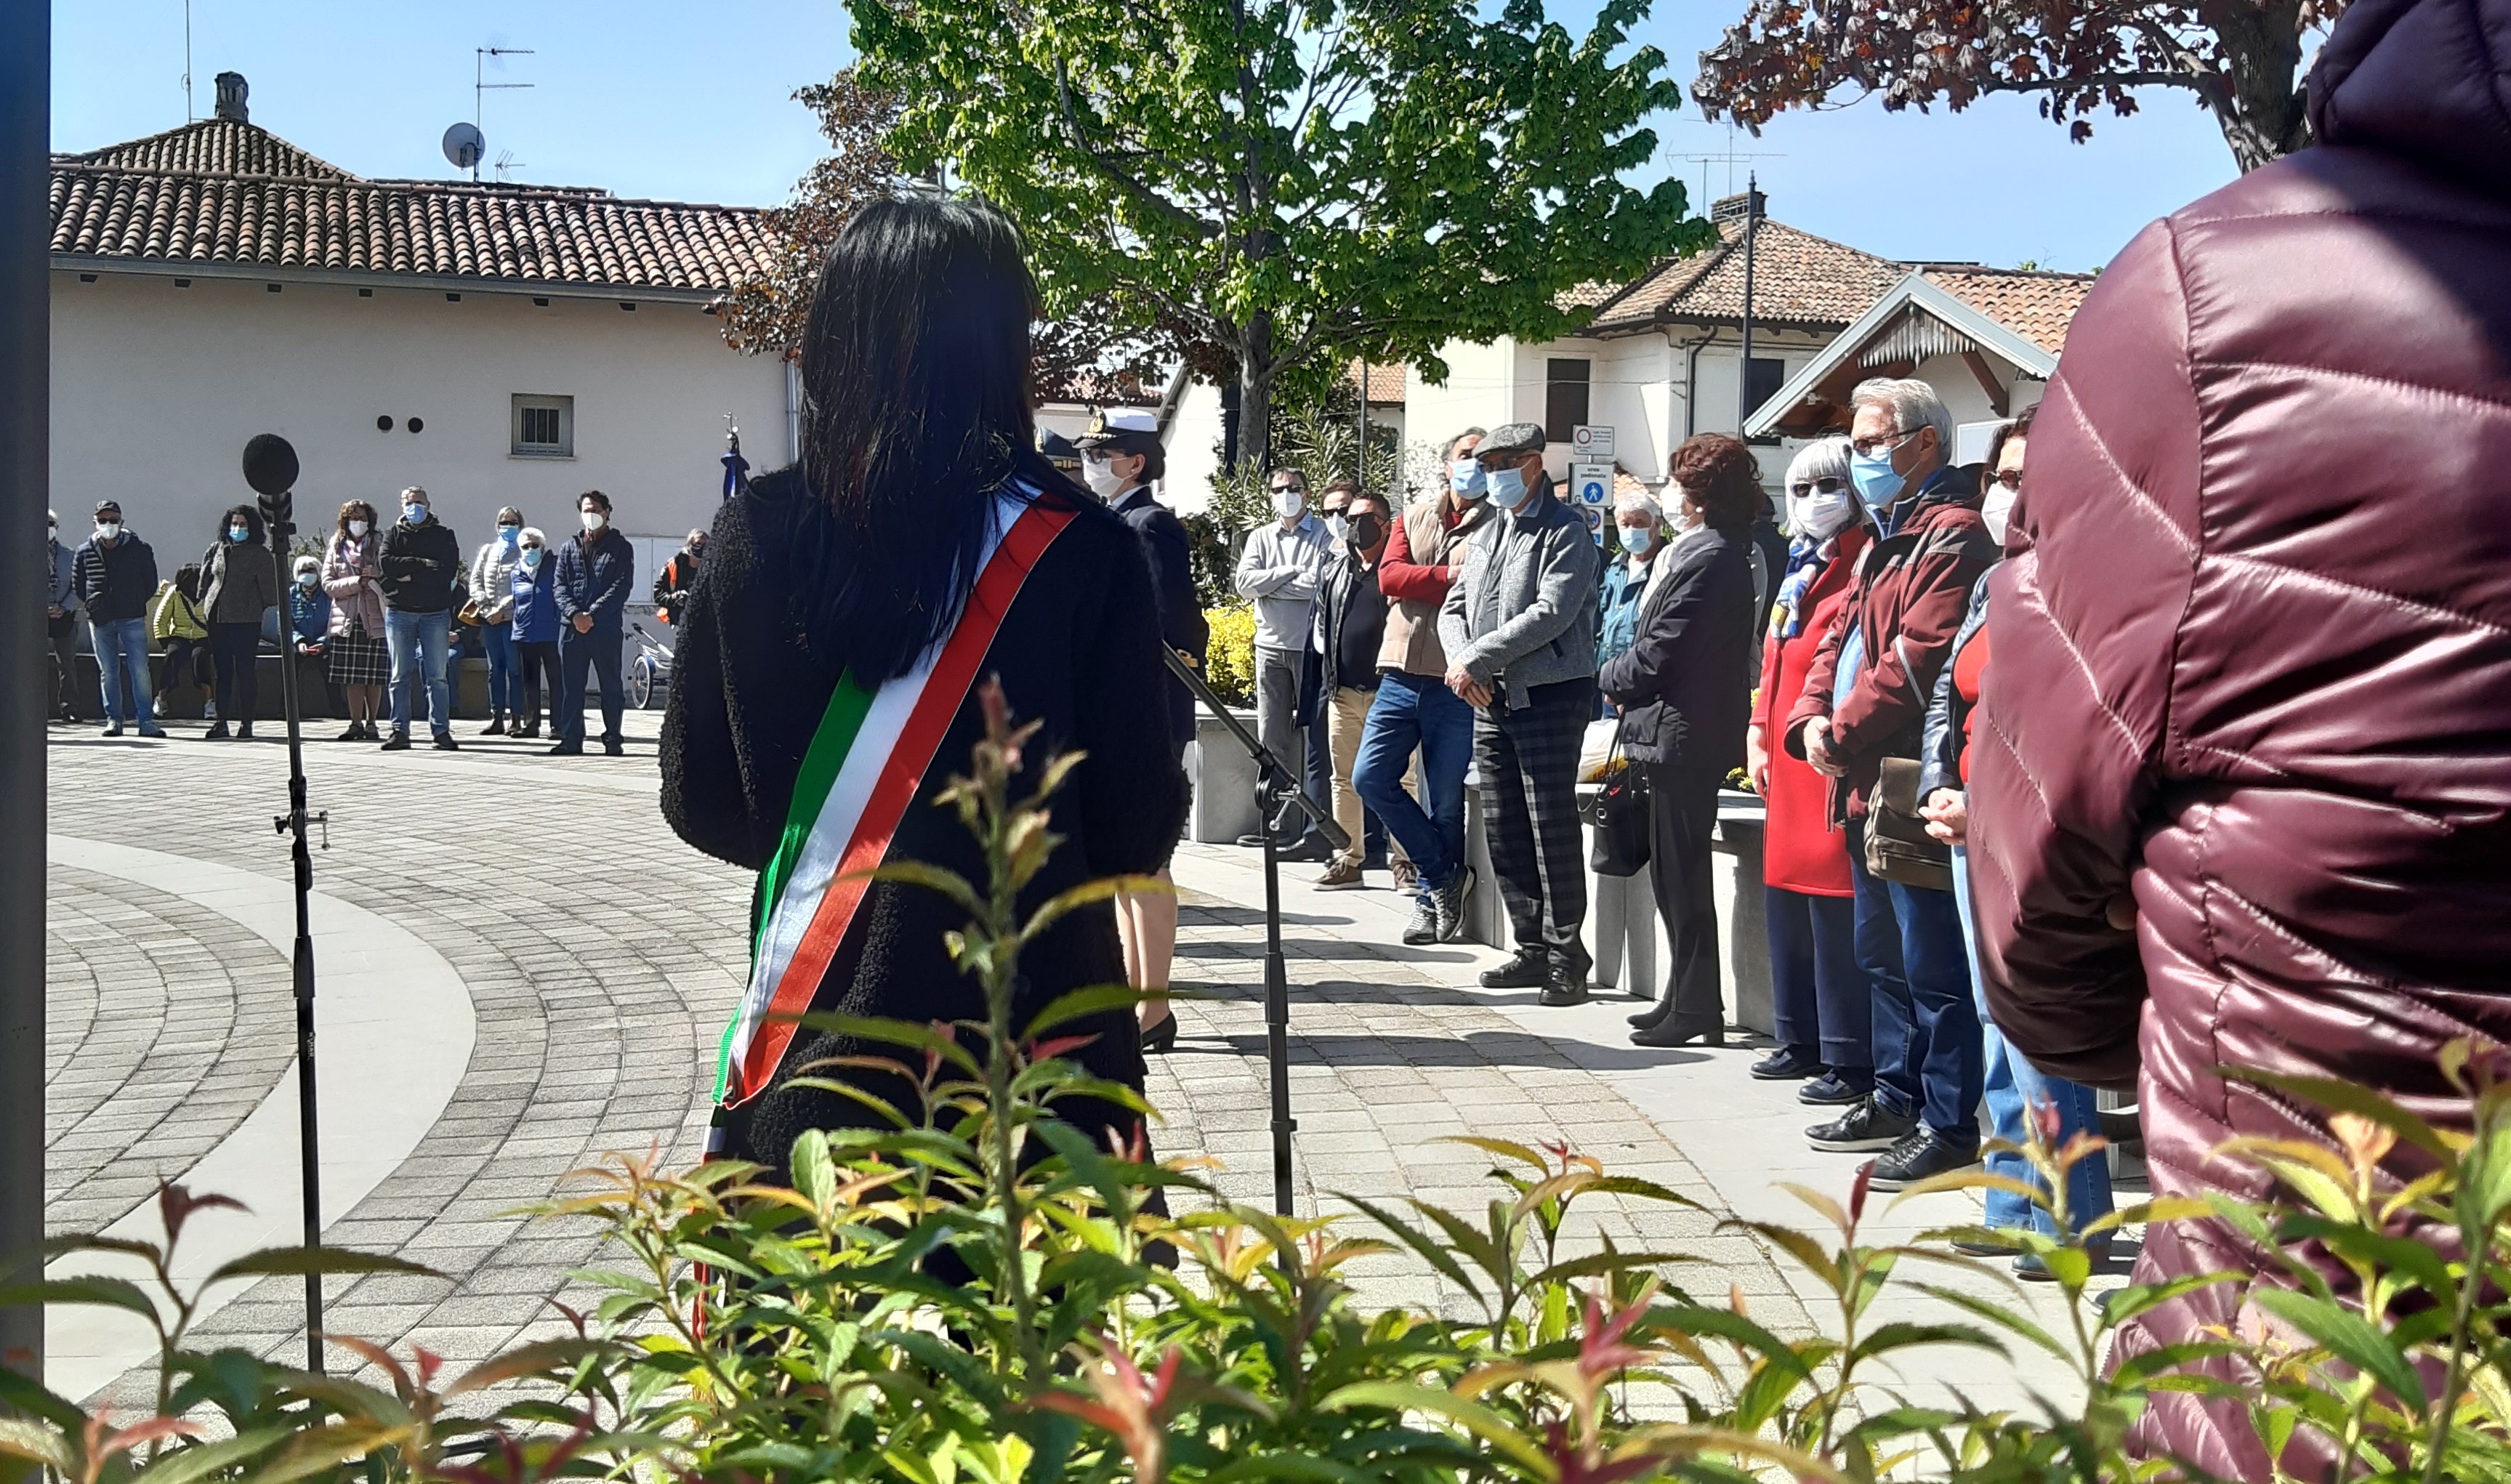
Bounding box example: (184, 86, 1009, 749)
(555, 527, 634, 634)
(1108, 484, 1206, 745)
(73, 532, 158, 624)
(511, 553, 560, 642)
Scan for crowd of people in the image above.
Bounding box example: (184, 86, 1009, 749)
(44, 490, 712, 757)
(1207, 380, 2091, 1246)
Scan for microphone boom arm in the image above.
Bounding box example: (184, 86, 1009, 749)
(1157, 643, 1348, 853)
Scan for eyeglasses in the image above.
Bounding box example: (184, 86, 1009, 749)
(1269, 483, 1304, 495)
(1849, 427, 1921, 460)
(1788, 476, 1846, 498)
(1988, 468, 2024, 491)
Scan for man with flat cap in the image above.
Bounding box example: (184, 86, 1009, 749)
(1073, 407, 1208, 1054)
(1438, 422, 1600, 1006)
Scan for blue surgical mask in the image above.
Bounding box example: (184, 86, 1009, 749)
(403, 503, 428, 525)
(1450, 459, 1486, 499)
(1849, 451, 1906, 509)
(297, 572, 317, 589)
(499, 524, 520, 546)
(1621, 525, 1656, 558)
(1486, 465, 1530, 509)
(520, 548, 543, 570)
(227, 525, 249, 543)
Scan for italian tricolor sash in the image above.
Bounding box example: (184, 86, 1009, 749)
(714, 490, 1077, 1109)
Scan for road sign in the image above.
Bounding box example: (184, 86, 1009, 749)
(1571, 424, 1615, 463)
(1571, 462, 1614, 508)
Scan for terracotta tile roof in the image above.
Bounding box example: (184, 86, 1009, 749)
(1919, 267, 2095, 358)
(1583, 217, 1903, 335)
(63, 118, 358, 180)
(49, 119, 776, 296)
(1347, 359, 1404, 404)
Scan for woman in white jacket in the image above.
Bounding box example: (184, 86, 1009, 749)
(469, 506, 525, 735)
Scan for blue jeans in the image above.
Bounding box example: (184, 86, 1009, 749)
(1954, 844, 2113, 1235)
(1847, 820, 1982, 1140)
(384, 608, 451, 739)
(89, 616, 151, 726)
(1351, 672, 1474, 893)
(480, 621, 517, 717)
(1767, 886, 1869, 1084)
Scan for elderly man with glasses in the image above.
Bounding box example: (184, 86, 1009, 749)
(1233, 465, 1337, 856)
(1784, 378, 1996, 1190)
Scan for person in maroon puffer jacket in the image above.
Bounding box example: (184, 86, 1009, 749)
(1967, 0, 2511, 1470)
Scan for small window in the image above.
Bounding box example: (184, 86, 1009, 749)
(1744, 356, 1786, 422)
(1544, 358, 1591, 444)
(512, 394, 573, 458)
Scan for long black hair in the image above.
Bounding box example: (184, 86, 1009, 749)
(219, 503, 267, 544)
(789, 193, 1076, 683)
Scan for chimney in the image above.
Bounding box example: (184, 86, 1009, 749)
(214, 72, 249, 123)
(1711, 188, 1765, 226)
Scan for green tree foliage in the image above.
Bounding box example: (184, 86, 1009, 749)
(850, 0, 1712, 470)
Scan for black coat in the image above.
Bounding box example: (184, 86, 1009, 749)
(661, 465, 1188, 1181)
(379, 517, 462, 613)
(1596, 526, 1755, 773)
(1108, 484, 1207, 748)
(73, 533, 158, 624)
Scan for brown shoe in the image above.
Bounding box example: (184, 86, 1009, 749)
(1391, 860, 1419, 894)
(1315, 858, 1366, 891)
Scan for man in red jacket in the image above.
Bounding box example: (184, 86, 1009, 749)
(1786, 378, 1995, 1188)
(1969, 0, 2511, 1467)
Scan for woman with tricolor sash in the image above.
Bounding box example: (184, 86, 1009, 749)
(661, 196, 1190, 1185)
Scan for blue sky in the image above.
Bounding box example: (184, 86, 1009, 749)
(54, 0, 2242, 274)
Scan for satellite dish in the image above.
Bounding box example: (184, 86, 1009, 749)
(442, 121, 486, 171)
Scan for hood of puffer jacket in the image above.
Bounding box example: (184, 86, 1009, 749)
(2309, 0, 2511, 197)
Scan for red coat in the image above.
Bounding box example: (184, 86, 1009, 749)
(1968, 0, 2511, 1470)
(1752, 528, 1866, 895)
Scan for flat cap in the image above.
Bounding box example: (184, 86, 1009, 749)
(1479, 422, 1546, 457)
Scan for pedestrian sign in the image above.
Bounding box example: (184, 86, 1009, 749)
(1571, 462, 1613, 507)
(1572, 424, 1615, 462)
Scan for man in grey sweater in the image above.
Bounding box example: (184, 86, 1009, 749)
(1233, 467, 1336, 854)
(1438, 423, 1600, 1005)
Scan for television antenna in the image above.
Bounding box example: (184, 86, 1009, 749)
(182, 0, 194, 121)
(1670, 124, 1783, 204)
(493, 149, 525, 182)
(472, 45, 534, 181)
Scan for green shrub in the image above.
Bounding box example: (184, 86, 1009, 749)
(1203, 603, 1256, 710)
(11, 700, 2511, 1482)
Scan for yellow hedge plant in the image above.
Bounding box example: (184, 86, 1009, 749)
(1203, 603, 1257, 709)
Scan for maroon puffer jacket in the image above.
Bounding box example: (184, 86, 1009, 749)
(1967, 0, 2511, 1471)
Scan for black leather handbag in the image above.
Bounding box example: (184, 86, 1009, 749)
(1587, 722, 1651, 876)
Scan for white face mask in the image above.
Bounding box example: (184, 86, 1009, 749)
(347, 519, 370, 538)
(1082, 457, 1126, 499)
(1789, 483, 1855, 542)
(96, 522, 121, 541)
(1326, 513, 1347, 541)
(1982, 481, 2018, 546)
(580, 510, 607, 532)
(1273, 487, 1307, 522)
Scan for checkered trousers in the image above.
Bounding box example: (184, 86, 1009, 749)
(1475, 686, 1592, 961)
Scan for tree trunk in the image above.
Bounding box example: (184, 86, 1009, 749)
(1238, 312, 1273, 475)
(2206, 0, 2311, 171)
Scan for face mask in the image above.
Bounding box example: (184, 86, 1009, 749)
(1082, 458, 1126, 499)
(228, 525, 249, 543)
(96, 522, 121, 541)
(403, 504, 427, 525)
(520, 548, 544, 570)
(1982, 483, 2018, 546)
(581, 511, 607, 532)
(499, 524, 520, 545)
(297, 573, 317, 589)
(1347, 515, 1384, 549)
(1326, 513, 1347, 541)
(1486, 465, 1530, 510)
(1790, 485, 1855, 541)
(1620, 525, 1656, 558)
(1272, 488, 1306, 521)
(348, 520, 370, 538)
(1451, 460, 1486, 499)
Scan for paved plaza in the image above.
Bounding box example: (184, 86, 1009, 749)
(41, 711, 2129, 1417)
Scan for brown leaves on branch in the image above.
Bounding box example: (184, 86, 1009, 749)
(1691, 0, 2341, 172)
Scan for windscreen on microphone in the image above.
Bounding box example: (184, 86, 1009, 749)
(241, 433, 299, 497)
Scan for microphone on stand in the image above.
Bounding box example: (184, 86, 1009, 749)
(241, 432, 329, 1374)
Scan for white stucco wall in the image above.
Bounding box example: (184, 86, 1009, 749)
(50, 271, 791, 585)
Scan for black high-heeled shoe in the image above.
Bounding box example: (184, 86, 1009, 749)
(1629, 1018, 1725, 1049)
(1140, 1014, 1179, 1055)
(1627, 999, 1671, 1028)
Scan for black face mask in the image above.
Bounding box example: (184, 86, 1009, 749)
(1347, 516, 1385, 550)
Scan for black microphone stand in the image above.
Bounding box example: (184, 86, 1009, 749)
(1157, 645, 1346, 1217)
(249, 440, 328, 1374)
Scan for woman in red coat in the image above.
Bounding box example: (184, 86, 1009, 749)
(1745, 436, 1870, 1104)
(1970, 0, 2511, 1468)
